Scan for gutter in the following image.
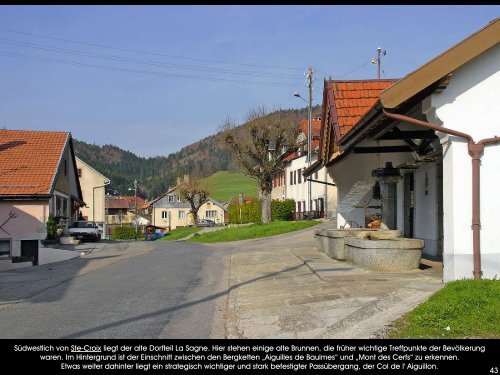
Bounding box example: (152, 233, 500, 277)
(0, 194, 52, 200)
(383, 110, 500, 280)
(93, 180, 111, 222)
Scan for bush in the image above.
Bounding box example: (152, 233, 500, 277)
(228, 199, 262, 224)
(271, 199, 295, 221)
(112, 226, 136, 240)
(46, 214, 57, 240)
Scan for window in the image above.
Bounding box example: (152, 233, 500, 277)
(0, 240, 10, 258)
(162, 211, 168, 219)
(77, 168, 82, 178)
(298, 169, 302, 184)
(206, 210, 217, 218)
(290, 171, 293, 185)
(314, 170, 319, 180)
(55, 195, 68, 217)
(178, 211, 185, 219)
(177, 195, 182, 202)
(294, 170, 297, 185)
(168, 195, 175, 202)
(318, 198, 324, 212)
(297, 201, 302, 213)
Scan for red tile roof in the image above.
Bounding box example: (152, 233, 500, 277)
(228, 196, 257, 206)
(299, 119, 322, 135)
(283, 152, 298, 162)
(283, 118, 321, 163)
(119, 195, 146, 207)
(106, 198, 129, 209)
(329, 80, 398, 140)
(0, 129, 69, 195)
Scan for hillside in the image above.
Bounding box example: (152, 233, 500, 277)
(74, 105, 321, 199)
(202, 171, 258, 203)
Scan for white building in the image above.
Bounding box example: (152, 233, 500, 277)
(76, 157, 110, 238)
(306, 18, 500, 282)
(273, 119, 337, 219)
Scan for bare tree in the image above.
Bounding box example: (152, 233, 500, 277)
(178, 176, 211, 227)
(220, 106, 300, 223)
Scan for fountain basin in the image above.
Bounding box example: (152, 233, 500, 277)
(345, 237, 424, 271)
(314, 228, 376, 260)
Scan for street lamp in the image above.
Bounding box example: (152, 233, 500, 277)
(293, 67, 314, 219)
(128, 179, 138, 239)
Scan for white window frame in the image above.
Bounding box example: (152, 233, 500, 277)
(206, 210, 217, 219)
(178, 211, 185, 219)
(162, 211, 168, 219)
(0, 239, 11, 259)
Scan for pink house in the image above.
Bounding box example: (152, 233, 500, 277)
(0, 129, 84, 270)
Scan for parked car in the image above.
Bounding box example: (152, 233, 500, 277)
(197, 219, 215, 227)
(68, 221, 100, 242)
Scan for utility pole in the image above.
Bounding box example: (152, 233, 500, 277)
(371, 47, 386, 79)
(129, 179, 138, 239)
(306, 67, 314, 219)
(134, 179, 138, 238)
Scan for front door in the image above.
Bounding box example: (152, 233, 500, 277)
(21, 240, 39, 266)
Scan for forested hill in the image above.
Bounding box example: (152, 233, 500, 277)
(74, 105, 321, 199)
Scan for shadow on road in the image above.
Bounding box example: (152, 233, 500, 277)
(61, 262, 305, 338)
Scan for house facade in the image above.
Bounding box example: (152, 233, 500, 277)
(272, 118, 337, 219)
(105, 197, 132, 225)
(306, 19, 499, 282)
(150, 184, 226, 230)
(76, 157, 110, 237)
(0, 130, 84, 270)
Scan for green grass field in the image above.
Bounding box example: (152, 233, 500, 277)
(157, 226, 202, 241)
(187, 220, 319, 243)
(389, 280, 500, 338)
(202, 171, 258, 203)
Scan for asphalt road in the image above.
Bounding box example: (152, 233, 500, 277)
(0, 240, 229, 339)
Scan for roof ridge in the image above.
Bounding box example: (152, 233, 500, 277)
(328, 78, 400, 83)
(0, 129, 70, 135)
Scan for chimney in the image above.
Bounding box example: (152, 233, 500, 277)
(176, 176, 181, 186)
(184, 174, 189, 183)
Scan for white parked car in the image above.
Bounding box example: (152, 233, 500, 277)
(68, 221, 100, 242)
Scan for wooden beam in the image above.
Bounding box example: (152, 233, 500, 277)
(306, 178, 337, 187)
(353, 146, 413, 153)
(377, 130, 435, 140)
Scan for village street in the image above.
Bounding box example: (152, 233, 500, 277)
(0, 222, 442, 339)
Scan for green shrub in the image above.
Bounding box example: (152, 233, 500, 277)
(271, 199, 295, 221)
(228, 199, 262, 224)
(112, 226, 136, 240)
(46, 214, 57, 239)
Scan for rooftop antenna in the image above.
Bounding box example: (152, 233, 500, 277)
(371, 47, 386, 79)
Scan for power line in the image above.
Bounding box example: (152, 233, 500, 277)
(0, 27, 306, 72)
(0, 36, 302, 80)
(334, 61, 371, 78)
(0, 50, 301, 87)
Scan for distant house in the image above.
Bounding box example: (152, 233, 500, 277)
(105, 197, 130, 225)
(76, 157, 110, 237)
(148, 176, 226, 230)
(0, 129, 84, 270)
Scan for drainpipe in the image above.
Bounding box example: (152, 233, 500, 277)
(383, 110, 500, 279)
(93, 181, 110, 237)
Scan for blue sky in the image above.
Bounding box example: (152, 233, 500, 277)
(0, 5, 497, 157)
